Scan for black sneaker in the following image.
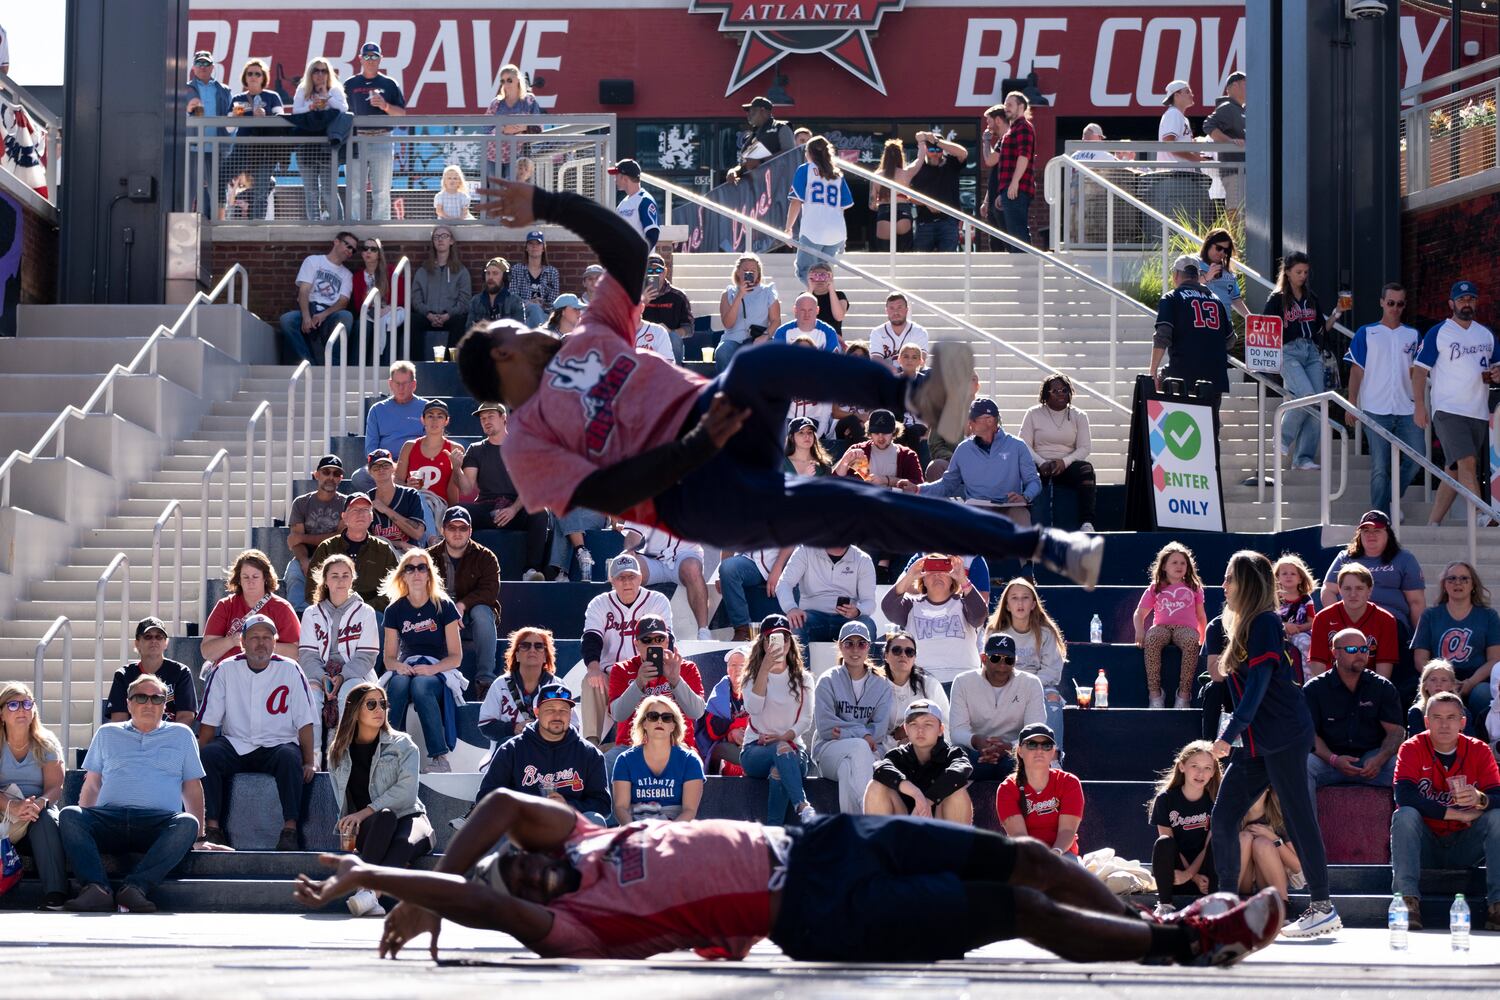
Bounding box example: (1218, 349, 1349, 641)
(40, 891, 67, 911)
(202, 827, 231, 848)
(275, 828, 301, 852)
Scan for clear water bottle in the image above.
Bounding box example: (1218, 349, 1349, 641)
(1089, 613, 1103, 644)
(1388, 894, 1409, 951)
(1451, 894, 1471, 952)
(577, 549, 595, 582)
(1093, 668, 1109, 709)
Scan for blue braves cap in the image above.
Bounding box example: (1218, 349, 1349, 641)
(1451, 280, 1479, 301)
(360, 43, 382, 58)
(535, 682, 576, 706)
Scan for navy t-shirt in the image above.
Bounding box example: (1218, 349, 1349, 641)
(105, 659, 199, 722)
(344, 74, 407, 122)
(613, 744, 705, 820)
(370, 485, 425, 547)
(384, 595, 460, 661)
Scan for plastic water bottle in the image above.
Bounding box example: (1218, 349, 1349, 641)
(1089, 614, 1103, 644)
(1388, 894, 1409, 951)
(1093, 668, 1109, 709)
(1451, 894, 1471, 952)
(577, 549, 595, 582)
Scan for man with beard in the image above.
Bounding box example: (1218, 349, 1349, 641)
(469, 257, 526, 326)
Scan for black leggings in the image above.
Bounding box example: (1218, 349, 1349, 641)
(356, 809, 435, 869)
(1152, 835, 1214, 906)
(1210, 746, 1329, 901)
(1041, 460, 1097, 524)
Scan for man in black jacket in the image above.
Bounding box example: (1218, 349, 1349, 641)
(474, 683, 608, 824)
(865, 700, 974, 824)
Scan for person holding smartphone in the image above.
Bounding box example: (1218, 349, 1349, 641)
(602, 618, 706, 780)
(716, 255, 781, 371)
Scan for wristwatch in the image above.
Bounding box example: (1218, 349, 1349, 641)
(1273, 838, 1284, 848)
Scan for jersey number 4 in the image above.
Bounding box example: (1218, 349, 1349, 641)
(1191, 300, 1222, 330)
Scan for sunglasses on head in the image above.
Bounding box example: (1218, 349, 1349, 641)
(986, 654, 1016, 665)
(363, 698, 389, 711)
(642, 711, 676, 724)
(129, 693, 168, 706)
(402, 563, 430, 574)
(1337, 644, 1371, 655)
(886, 645, 916, 657)
(515, 640, 547, 651)
(4, 698, 35, 712)
(1021, 739, 1056, 751)
(841, 638, 870, 648)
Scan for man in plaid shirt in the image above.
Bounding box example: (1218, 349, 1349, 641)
(992, 91, 1036, 250)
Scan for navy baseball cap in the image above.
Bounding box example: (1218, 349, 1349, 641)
(344, 492, 374, 508)
(867, 409, 898, 434)
(422, 398, 449, 415)
(526, 230, 546, 244)
(442, 506, 472, 526)
(316, 454, 343, 472)
(360, 43, 382, 58)
(535, 682, 576, 706)
(608, 159, 642, 179)
(637, 616, 670, 639)
(742, 96, 774, 111)
(1451, 280, 1479, 300)
(366, 448, 395, 467)
(760, 613, 792, 637)
(969, 397, 1000, 421)
(984, 633, 1017, 658)
(787, 416, 818, 436)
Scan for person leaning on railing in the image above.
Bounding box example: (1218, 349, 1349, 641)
(291, 57, 347, 222)
(486, 63, 545, 180)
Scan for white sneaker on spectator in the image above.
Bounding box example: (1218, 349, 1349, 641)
(1148, 691, 1166, 709)
(1174, 692, 1192, 709)
(1292, 459, 1320, 471)
(1280, 899, 1340, 938)
(697, 627, 712, 640)
(797, 803, 817, 824)
(521, 569, 546, 581)
(347, 889, 382, 917)
(1079, 522, 1095, 532)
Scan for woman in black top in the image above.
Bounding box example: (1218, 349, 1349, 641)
(226, 59, 284, 219)
(1261, 251, 1344, 471)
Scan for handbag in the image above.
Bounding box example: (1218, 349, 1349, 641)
(0, 801, 21, 897)
(1, 785, 30, 842)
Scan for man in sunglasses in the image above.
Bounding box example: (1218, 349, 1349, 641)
(1302, 627, 1404, 805)
(105, 617, 197, 727)
(59, 674, 216, 913)
(282, 454, 351, 616)
(474, 683, 609, 826)
(1344, 283, 1422, 513)
(279, 233, 357, 365)
(950, 633, 1046, 780)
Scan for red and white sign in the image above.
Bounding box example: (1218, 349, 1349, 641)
(1245, 314, 1283, 374)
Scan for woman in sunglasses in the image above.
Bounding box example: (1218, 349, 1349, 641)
(292, 58, 347, 221)
(875, 630, 948, 752)
(328, 681, 434, 917)
(477, 628, 562, 745)
(349, 237, 406, 365)
(379, 548, 464, 774)
(225, 58, 284, 219)
(1412, 560, 1500, 735)
(1196, 228, 1250, 320)
(0, 682, 66, 908)
(611, 696, 704, 825)
(813, 621, 893, 815)
(995, 722, 1084, 858)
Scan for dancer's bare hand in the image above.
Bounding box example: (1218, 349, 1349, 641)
(701, 393, 750, 447)
(473, 179, 537, 227)
(293, 853, 368, 908)
(381, 901, 442, 960)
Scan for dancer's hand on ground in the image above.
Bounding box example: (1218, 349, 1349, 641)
(381, 901, 442, 960)
(293, 852, 369, 909)
(473, 179, 537, 227)
(701, 393, 750, 447)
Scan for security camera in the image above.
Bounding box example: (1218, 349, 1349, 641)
(1345, 0, 1387, 19)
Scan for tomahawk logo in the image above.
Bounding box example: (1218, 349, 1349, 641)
(688, 1, 907, 96)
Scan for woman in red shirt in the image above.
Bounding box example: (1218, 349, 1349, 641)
(396, 399, 470, 506)
(995, 721, 1084, 856)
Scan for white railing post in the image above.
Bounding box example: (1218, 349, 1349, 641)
(962, 223, 973, 321)
(245, 401, 273, 550)
(888, 189, 897, 276)
(1319, 400, 1332, 528)
(286, 361, 311, 512)
(150, 500, 184, 633)
(1035, 253, 1045, 360)
(1390, 436, 1402, 533)
(93, 554, 130, 741)
(199, 450, 230, 626)
(33, 617, 72, 754)
(323, 323, 350, 442)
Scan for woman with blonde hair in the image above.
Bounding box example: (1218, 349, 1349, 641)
(1237, 789, 1304, 904)
(990, 576, 1069, 744)
(379, 548, 464, 773)
(716, 253, 781, 371)
(1410, 659, 1458, 736)
(201, 548, 301, 667)
(611, 695, 704, 824)
(1412, 560, 1500, 731)
(0, 682, 66, 908)
(486, 63, 544, 179)
(291, 57, 346, 220)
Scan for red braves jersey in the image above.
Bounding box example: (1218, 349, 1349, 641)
(1394, 732, 1500, 836)
(199, 653, 316, 755)
(504, 275, 705, 523)
(536, 814, 777, 959)
(1310, 601, 1399, 668)
(606, 655, 706, 749)
(994, 769, 1085, 855)
(582, 587, 674, 667)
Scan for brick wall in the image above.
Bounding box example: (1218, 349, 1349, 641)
(1401, 190, 1500, 332)
(21, 200, 57, 308)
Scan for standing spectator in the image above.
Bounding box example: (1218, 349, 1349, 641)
(360, 363, 428, 492)
(715, 254, 781, 371)
(996, 723, 1084, 857)
(468, 257, 526, 326)
(907, 130, 968, 252)
(620, 522, 712, 639)
(1196, 229, 1251, 320)
(197, 615, 316, 851)
(726, 96, 795, 184)
(785, 135, 854, 284)
(866, 293, 929, 367)
(299, 554, 381, 758)
(834, 410, 921, 487)
(992, 91, 1036, 249)
(1202, 72, 1247, 217)
(603, 617, 706, 776)
(1149, 741, 1221, 916)
(344, 43, 407, 221)
(485, 63, 544, 180)
(979, 104, 1009, 247)
(609, 159, 660, 249)
(0, 682, 66, 909)
(714, 546, 791, 642)
(989, 577, 1068, 746)
(473, 683, 609, 826)
(283, 454, 349, 615)
(1019, 374, 1097, 531)
(641, 253, 693, 363)
(1133, 542, 1208, 709)
(380, 548, 465, 773)
(432, 165, 474, 221)
(949, 634, 1046, 780)
(509, 230, 561, 328)
(1391, 691, 1500, 931)
(412, 226, 472, 357)
(58, 674, 209, 913)
(351, 238, 406, 365)
(578, 555, 674, 744)
(1303, 626, 1404, 803)
(740, 617, 817, 823)
(227, 59, 285, 221)
(201, 549, 300, 666)
(1412, 562, 1500, 730)
(476, 628, 562, 745)
(1413, 280, 1500, 526)
(1154, 79, 1208, 221)
(1275, 554, 1319, 682)
(1209, 550, 1340, 938)
(865, 700, 973, 823)
(1308, 563, 1400, 678)
(916, 397, 1040, 525)
(184, 51, 233, 217)
(460, 402, 556, 579)
(1412, 660, 1458, 736)
(327, 681, 434, 918)
(775, 544, 877, 648)
(869, 139, 914, 253)
(364, 449, 428, 553)
(805, 263, 848, 340)
(278, 233, 356, 364)
(1343, 284, 1422, 513)
(882, 554, 986, 685)
(106, 617, 198, 727)
(1150, 256, 1234, 434)
(427, 507, 502, 698)
(1263, 252, 1345, 471)
(773, 293, 840, 352)
(305, 493, 399, 613)
(813, 622, 894, 815)
(874, 630, 950, 751)
(291, 58, 345, 222)
(396, 399, 469, 508)
(612, 697, 705, 824)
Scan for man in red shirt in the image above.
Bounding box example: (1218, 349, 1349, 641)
(603, 617, 705, 778)
(1391, 692, 1500, 930)
(992, 90, 1037, 250)
(1308, 563, 1399, 678)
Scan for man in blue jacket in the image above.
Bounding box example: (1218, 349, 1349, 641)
(915, 397, 1041, 525)
(473, 683, 608, 824)
(184, 50, 234, 217)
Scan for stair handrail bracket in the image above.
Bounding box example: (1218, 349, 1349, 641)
(323, 323, 350, 445)
(92, 554, 131, 744)
(286, 361, 312, 513)
(32, 616, 73, 754)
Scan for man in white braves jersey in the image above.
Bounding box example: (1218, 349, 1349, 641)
(634, 318, 675, 362)
(621, 521, 712, 639)
(867, 293, 930, 368)
(608, 159, 660, 249)
(578, 555, 674, 743)
(197, 615, 317, 850)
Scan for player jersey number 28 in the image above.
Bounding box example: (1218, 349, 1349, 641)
(806, 180, 843, 205)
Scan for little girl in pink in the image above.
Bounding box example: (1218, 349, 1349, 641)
(1132, 542, 1208, 708)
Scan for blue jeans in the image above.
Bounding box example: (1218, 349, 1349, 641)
(299, 147, 340, 221)
(523, 302, 547, 328)
(278, 308, 354, 366)
(998, 191, 1032, 248)
(386, 672, 449, 757)
(718, 555, 772, 628)
(1043, 687, 1066, 752)
(796, 610, 876, 648)
(913, 217, 960, 252)
(553, 508, 607, 577)
(741, 740, 810, 824)
(1280, 338, 1326, 465)
(350, 139, 394, 220)
(1366, 412, 1424, 514)
(283, 558, 309, 615)
(1392, 805, 1500, 903)
(58, 805, 199, 893)
(794, 237, 845, 285)
(962, 745, 1013, 781)
(1305, 747, 1396, 808)
(464, 605, 498, 683)
(714, 336, 746, 373)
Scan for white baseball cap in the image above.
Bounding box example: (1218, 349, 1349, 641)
(1162, 80, 1192, 106)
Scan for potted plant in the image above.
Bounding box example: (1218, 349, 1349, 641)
(1429, 108, 1457, 184)
(1458, 97, 1497, 178)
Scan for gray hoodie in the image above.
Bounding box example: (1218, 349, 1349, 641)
(813, 666, 893, 754)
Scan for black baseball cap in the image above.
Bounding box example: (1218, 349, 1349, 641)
(535, 682, 576, 706)
(442, 506, 472, 526)
(787, 416, 818, 436)
(867, 409, 897, 434)
(315, 454, 343, 472)
(135, 616, 169, 639)
(366, 448, 395, 468)
(742, 96, 774, 111)
(422, 399, 449, 416)
(637, 616, 670, 640)
(1017, 722, 1057, 745)
(608, 159, 642, 179)
(760, 613, 792, 636)
(984, 633, 1017, 658)
(1358, 510, 1392, 529)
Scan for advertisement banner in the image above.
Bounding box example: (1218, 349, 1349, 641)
(1146, 396, 1224, 531)
(1245, 314, 1283, 374)
(675, 147, 800, 253)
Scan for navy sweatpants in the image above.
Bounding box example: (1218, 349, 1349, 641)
(1209, 744, 1330, 901)
(655, 344, 1044, 560)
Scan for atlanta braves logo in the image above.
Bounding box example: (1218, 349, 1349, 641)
(546, 349, 639, 456)
(1437, 627, 1475, 664)
(688, 0, 907, 95)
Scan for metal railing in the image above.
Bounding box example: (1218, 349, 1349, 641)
(1400, 54, 1499, 205)
(92, 554, 130, 735)
(0, 264, 248, 507)
(642, 168, 1129, 416)
(245, 401, 273, 549)
(198, 449, 231, 626)
(150, 500, 184, 634)
(355, 256, 414, 418)
(323, 323, 350, 442)
(32, 617, 72, 752)
(285, 360, 311, 511)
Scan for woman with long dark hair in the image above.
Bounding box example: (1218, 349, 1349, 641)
(739, 615, 817, 823)
(1263, 251, 1344, 471)
(785, 135, 854, 283)
(783, 416, 833, 477)
(350, 237, 405, 364)
(1210, 550, 1340, 938)
(869, 138, 914, 252)
(412, 225, 472, 355)
(874, 630, 949, 752)
(1197, 228, 1250, 319)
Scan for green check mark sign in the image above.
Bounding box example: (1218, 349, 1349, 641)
(1161, 411, 1201, 461)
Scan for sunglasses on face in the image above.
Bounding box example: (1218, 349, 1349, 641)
(4, 699, 35, 712)
(1021, 739, 1056, 751)
(246, 71, 265, 78)
(339, 241, 358, 253)
(1445, 575, 1472, 583)
(312, 68, 329, 74)
(642, 711, 676, 724)
(129, 694, 168, 706)
(363, 698, 389, 711)
(320, 469, 344, 478)
(403, 564, 430, 575)
(1337, 644, 1371, 655)
(140, 633, 168, 642)
(1211, 242, 1232, 254)
(515, 640, 546, 651)
(886, 645, 916, 657)
(501, 76, 518, 84)
(841, 638, 870, 649)
(986, 654, 1016, 665)
(361, 244, 379, 252)
(639, 636, 668, 646)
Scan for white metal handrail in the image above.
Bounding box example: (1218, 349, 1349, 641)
(32, 617, 72, 752)
(0, 264, 248, 507)
(355, 256, 414, 410)
(150, 500, 184, 634)
(641, 170, 1130, 417)
(323, 323, 350, 443)
(1401, 53, 1500, 102)
(245, 401, 273, 549)
(199, 450, 231, 626)
(92, 554, 130, 740)
(285, 361, 311, 512)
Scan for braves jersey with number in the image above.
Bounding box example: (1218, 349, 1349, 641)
(634, 320, 675, 362)
(199, 653, 317, 755)
(582, 587, 675, 667)
(789, 163, 854, 245)
(1413, 318, 1497, 421)
(505, 274, 704, 522)
(616, 189, 660, 246)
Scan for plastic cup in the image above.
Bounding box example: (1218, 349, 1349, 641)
(432, 345, 447, 362)
(700, 347, 714, 363)
(1338, 290, 1353, 312)
(340, 828, 356, 852)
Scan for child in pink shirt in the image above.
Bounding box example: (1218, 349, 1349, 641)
(1133, 542, 1208, 709)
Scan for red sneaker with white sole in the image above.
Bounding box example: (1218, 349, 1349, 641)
(1181, 887, 1285, 967)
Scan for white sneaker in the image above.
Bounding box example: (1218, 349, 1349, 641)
(697, 627, 713, 640)
(1079, 522, 1095, 532)
(797, 803, 817, 824)
(426, 755, 452, 774)
(1174, 692, 1192, 709)
(905, 341, 976, 444)
(521, 569, 546, 582)
(1280, 900, 1341, 938)
(1292, 459, 1320, 471)
(1148, 691, 1166, 709)
(1037, 529, 1104, 590)
(347, 888, 381, 917)
(1153, 902, 1177, 919)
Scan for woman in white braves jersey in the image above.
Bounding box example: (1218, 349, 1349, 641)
(298, 554, 381, 740)
(576, 555, 674, 743)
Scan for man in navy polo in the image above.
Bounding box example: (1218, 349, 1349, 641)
(344, 42, 407, 220)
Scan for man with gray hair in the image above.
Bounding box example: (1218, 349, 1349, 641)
(1149, 256, 1234, 435)
(771, 292, 840, 352)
